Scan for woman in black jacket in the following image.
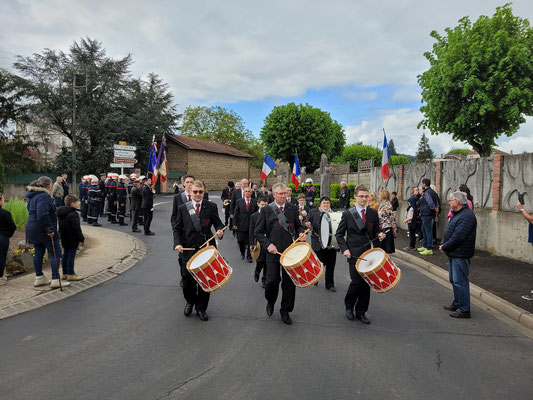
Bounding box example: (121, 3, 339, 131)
(0, 192, 17, 285)
(57, 195, 85, 281)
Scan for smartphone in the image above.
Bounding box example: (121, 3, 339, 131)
(518, 192, 525, 206)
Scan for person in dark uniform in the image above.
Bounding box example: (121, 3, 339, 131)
(255, 183, 306, 325)
(249, 195, 269, 287)
(307, 196, 337, 291)
(79, 176, 89, 222)
(339, 181, 350, 210)
(335, 185, 385, 325)
(303, 178, 316, 208)
(116, 175, 128, 226)
(221, 181, 234, 227)
(87, 177, 104, 227)
(229, 178, 255, 218)
(98, 174, 107, 217)
(233, 187, 257, 262)
(141, 177, 155, 235)
(173, 180, 225, 321)
(107, 174, 118, 224)
(130, 179, 142, 233)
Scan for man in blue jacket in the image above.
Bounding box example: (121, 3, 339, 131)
(418, 178, 439, 255)
(439, 191, 477, 318)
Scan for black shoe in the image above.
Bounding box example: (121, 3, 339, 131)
(247, 257, 253, 263)
(254, 272, 260, 282)
(144, 232, 155, 236)
(443, 305, 458, 311)
(345, 309, 355, 321)
(266, 303, 274, 316)
(119, 223, 128, 226)
(449, 310, 471, 319)
(356, 313, 371, 324)
(93, 223, 102, 227)
(280, 311, 292, 325)
(184, 303, 193, 316)
(180, 278, 184, 288)
(197, 310, 209, 321)
(132, 228, 141, 233)
(329, 286, 337, 292)
(110, 220, 118, 224)
(241, 254, 245, 260)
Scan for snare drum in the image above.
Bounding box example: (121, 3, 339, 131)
(319, 211, 343, 249)
(280, 242, 324, 288)
(186, 246, 232, 292)
(355, 248, 401, 293)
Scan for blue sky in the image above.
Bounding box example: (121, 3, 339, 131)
(1, 0, 532, 157)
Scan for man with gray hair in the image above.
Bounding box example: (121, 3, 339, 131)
(439, 191, 477, 318)
(339, 181, 350, 210)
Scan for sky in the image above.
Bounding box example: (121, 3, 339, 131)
(1, 0, 532, 157)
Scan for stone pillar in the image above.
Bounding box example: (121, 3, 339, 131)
(319, 154, 330, 198)
(492, 154, 503, 211)
(435, 161, 443, 198)
(398, 164, 404, 201)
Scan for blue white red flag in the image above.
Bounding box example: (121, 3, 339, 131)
(381, 129, 390, 180)
(156, 135, 168, 183)
(291, 153, 301, 191)
(147, 136, 158, 181)
(260, 153, 277, 181)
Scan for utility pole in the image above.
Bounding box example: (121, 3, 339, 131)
(72, 69, 87, 196)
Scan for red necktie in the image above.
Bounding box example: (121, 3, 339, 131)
(280, 205, 284, 212)
(188, 194, 191, 202)
(196, 203, 200, 215)
(246, 199, 250, 212)
(361, 208, 366, 224)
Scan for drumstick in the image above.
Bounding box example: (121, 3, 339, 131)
(291, 228, 310, 245)
(363, 229, 391, 247)
(181, 247, 195, 251)
(199, 225, 228, 249)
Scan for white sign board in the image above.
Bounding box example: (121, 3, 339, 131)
(114, 144, 137, 151)
(110, 163, 134, 168)
(114, 150, 136, 158)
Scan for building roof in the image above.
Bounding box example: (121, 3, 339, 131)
(166, 134, 252, 158)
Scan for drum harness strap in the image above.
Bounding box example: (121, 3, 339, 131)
(185, 202, 203, 234)
(269, 202, 295, 237)
(348, 207, 374, 248)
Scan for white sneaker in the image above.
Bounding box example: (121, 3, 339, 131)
(34, 275, 50, 287)
(50, 279, 70, 289)
(0, 276, 7, 285)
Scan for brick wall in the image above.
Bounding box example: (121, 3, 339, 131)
(492, 153, 502, 211)
(188, 150, 249, 191)
(167, 141, 189, 172)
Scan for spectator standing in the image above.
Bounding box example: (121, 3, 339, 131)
(368, 192, 380, 211)
(61, 172, 70, 204)
(57, 194, 85, 281)
(52, 176, 64, 208)
(448, 184, 473, 220)
(0, 192, 17, 285)
(303, 178, 316, 208)
(141, 177, 155, 235)
(517, 201, 533, 301)
(404, 198, 416, 251)
(390, 191, 399, 212)
(338, 181, 350, 210)
(377, 190, 397, 254)
(418, 179, 439, 255)
(130, 179, 142, 233)
(439, 191, 477, 318)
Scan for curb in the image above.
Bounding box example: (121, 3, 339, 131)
(393, 250, 533, 335)
(0, 237, 147, 320)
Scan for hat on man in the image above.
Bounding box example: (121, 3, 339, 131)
(305, 178, 313, 183)
(130, 173, 138, 179)
(91, 177, 99, 184)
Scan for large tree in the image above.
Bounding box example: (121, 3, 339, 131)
(418, 4, 533, 156)
(180, 105, 263, 168)
(261, 103, 345, 171)
(415, 132, 435, 163)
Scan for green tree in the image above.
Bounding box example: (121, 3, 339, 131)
(390, 155, 411, 165)
(415, 132, 435, 162)
(180, 105, 263, 168)
(418, 4, 533, 157)
(261, 103, 345, 171)
(388, 138, 398, 156)
(336, 144, 382, 171)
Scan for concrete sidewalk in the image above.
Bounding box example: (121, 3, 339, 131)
(0, 226, 147, 320)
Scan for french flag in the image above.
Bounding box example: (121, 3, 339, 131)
(261, 153, 277, 181)
(291, 153, 301, 191)
(381, 130, 390, 180)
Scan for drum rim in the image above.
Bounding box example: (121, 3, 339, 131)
(186, 245, 218, 272)
(280, 241, 311, 269)
(250, 240, 261, 260)
(356, 247, 388, 274)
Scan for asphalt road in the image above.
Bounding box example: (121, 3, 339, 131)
(1, 194, 532, 400)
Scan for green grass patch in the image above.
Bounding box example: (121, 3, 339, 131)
(4, 197, 28, 230)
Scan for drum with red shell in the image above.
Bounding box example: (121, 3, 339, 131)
(356, 248, 401, 293)
(186, 246, 232, 292)
(280, 242, 324, 288)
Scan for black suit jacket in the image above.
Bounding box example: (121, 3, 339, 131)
(171, 191, 190, 227)
(141, 185, 154, 209)
(288, 197, 298, 206)
(172, 200, 224, 249)
(230, 188, 256, 215)
(335, 207, 380, 259)
(233, 198, 258, 232)
(255, 202, 304, 253)
(308, 208, 324, 252)
(339, 187, 351, 209)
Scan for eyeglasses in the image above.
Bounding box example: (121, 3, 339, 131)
(357, 195, 370, 198)
(192, 190, 204, 194)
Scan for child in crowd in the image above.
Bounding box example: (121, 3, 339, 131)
(57, 194, 85, 281)
(404, 202, 416, 251)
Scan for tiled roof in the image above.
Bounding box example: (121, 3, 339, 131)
(166, 134, 252, 158)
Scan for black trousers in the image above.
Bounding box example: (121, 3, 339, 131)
(132, 210, 140, 229)
(0, 235, 8, 278)
(80, 200, 88, 220)
(265, 254, 296, 313)
(316, 248, 336, 288)
(237, 230, 250, 258)
(255, 260, 267, 281)
(344, 260, 370, 315)
(408, 222, 416, 249)
(181, 251, 210, 311)
(143, 209, 153, 233)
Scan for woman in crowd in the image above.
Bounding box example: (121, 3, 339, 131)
(378, 190, 397, 254)
(447, 184, 473, 221)
(369, 192, 380, 211)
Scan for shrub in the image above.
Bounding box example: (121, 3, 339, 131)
(4, 197, 28, 230)
(313, 197, 340, 209)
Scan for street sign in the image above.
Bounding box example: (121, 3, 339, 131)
(114, 157, 137, 164)
(110, 163, 134, 168)
(114, 150, 136, 158)
(114, 144, 137, 151)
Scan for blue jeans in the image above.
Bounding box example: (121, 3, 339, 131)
(62, 246, 78, 275)
(34, 238, 62, 279)
(448, 257, 470, 312)
(421, 215, 433, 249)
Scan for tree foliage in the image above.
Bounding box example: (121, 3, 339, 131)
(418, 4, 533, 156)
(390, 155, 411, 165)
(336, 144, 382, 171)
(261, 103, 345, 171)
(180, 105, 263, 168)
(388, 138, 398, 156)
(448, 148, 472, 155)
(415, 132, 435, 163)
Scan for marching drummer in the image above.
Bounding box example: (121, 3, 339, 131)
(335, 185, 385, 325)
(307, 196, 337, 292)
(254, 183, 306, 325)
(173, 180, 225, 322)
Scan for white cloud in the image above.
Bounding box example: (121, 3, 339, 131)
(391, 87, 421, 103)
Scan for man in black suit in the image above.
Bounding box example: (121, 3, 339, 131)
(249, 195, 269, 287)
(173, 180, 225, 321)
(141, 177, 155, 235)
(307, 196, 337, 292)
(230, 178, 255, 217)
(255, 183, 306, 325)
(339, 181, 350, 210)
(221, 181, 234, 227)
(335, 185, 385, 324)
(233, 187, 258, 262)
(286, 188, 299, 206)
